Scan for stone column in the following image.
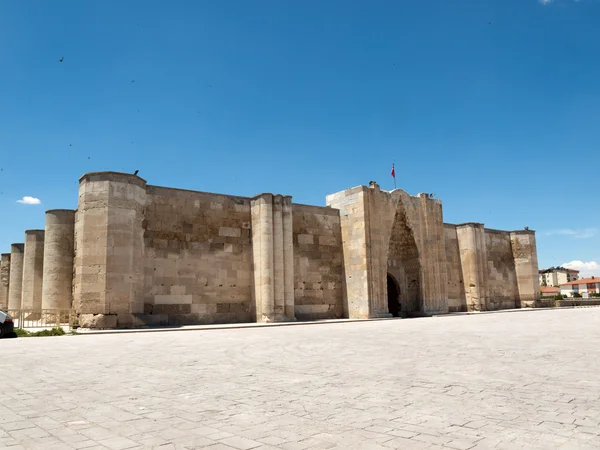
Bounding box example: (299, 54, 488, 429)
(282, 196, 296, 320)
(21, 230, 45, 312)
(456, 223, 488, 311)
(7, 244, 24, 310)
(0, 253, 10, 309)
(273, 195, 285, 316)
(73, 172, 147, 328)
(251, 193, 295, 323)
(510, 230, 540, 308)
(417, 194, 449, 315)
(42, 209, 76, 310)
(251, 194, 275, 322)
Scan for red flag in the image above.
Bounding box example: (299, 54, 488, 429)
(391, 163, 395, 178)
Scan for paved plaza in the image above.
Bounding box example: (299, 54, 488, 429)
(2, 308, 600, 449)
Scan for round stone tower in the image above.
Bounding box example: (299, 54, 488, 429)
(73, 172, 147, 327)
(7, 243, 25, 310)
(42, 209, 76, 310)
(21, 230, 45, 312)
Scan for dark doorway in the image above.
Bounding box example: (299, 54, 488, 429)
(387, 274, 400, 317)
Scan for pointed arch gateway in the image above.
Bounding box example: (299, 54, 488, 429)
(326, 183, 448, 319)
(386, 197, 422, 316)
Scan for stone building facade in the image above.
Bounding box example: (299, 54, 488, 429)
(1, 172, 540, 327)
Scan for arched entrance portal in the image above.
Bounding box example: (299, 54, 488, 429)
(387, 199, 422, 316)
(387, 274, 400, 317)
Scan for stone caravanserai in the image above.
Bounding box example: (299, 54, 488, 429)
(0, 172, 540, 328)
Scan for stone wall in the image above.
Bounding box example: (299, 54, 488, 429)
(456, 223, 488, 312)
(444, 225, 465, 312)
(327, 184, 448, 318)
(510, 230, 540, 308)
(0, 253, 10, 309)
(485, 229, 519, 310)
(6, 171, 540, 328)
(325, 186, 370, 318)
(73, 172, 146, 328)
(143, 186, 253, 325)
(292, 204, 344, 320)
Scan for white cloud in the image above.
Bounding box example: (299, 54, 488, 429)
(543, 228, 598, 239)
(16, 196, 41, 205)
(562, 261, 600, 278)
(539, 0, 553, 4)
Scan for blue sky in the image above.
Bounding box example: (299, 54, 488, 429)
(1, 0, 599, 275)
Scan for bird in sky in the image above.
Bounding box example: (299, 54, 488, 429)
(58, 57, 64, 62)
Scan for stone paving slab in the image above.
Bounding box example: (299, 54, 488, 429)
(73, 317, 393, 335)
(2, 308, 600, 449)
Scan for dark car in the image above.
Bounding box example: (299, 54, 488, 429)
(0, 310, 14, 338)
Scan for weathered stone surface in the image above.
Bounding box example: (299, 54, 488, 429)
(6, 171, 539, 327)
(73, 172, 146, 326)
(144, 186, 254, 326)
(327, 184, 449, 318)
(293, 204, 343, 321)
(251, 193, 295, 323)
(511, 230, 540, 307)
(0, 253, 10, 309)
(78, 313, 117, 329)
(7, 244, 24, 310)
(41, 209, 76, 310)
(21, 230, 45, 312)
(456, 223, 488, 312)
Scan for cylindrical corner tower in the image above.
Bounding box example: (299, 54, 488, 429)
(21, 230, 45, 311)
(73, 172, 147, 327)
(42, 209, 76, 310)
(7, 244, 24, 310)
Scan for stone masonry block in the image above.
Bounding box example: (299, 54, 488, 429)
(79, 314, 117, 329)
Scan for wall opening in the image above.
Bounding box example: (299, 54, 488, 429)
(387, 202, 422, 316)
(387, 274, 400, 317)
